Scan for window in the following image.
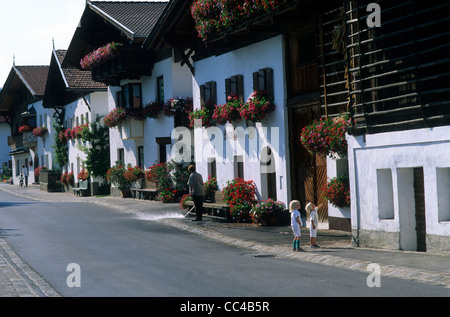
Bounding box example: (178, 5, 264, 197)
(377, 169, 394, 219)
(234, 155, 244, 179)
(157, 76, 164, 104)
(137, 146, 144, 168)
(117, 148, 125, 165)
(207, 158, 216, 179)
(437, 168, 450, 222)
(253, 68, 274, 100)
(200, 81, 217, 106)
(120, 84, 142, 109)
(225, 75, 244, 101)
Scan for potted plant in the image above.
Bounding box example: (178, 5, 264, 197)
(223, 177, 257, 222)
(250, 198, 286, 226)
(106, 163, 131, 197)
(78, 169, 90, 182)
(300, 116, 350, 158)
(322, 175, 350, 208)
(203, 176, 218, 202)
(163, 97, 193, 117)
(145, 162, 173, 191)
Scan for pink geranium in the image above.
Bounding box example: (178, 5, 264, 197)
(80, 42, 123, 70)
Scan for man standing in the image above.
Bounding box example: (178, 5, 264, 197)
(22, 165, 29, 187)
(187, 165, 204, 221)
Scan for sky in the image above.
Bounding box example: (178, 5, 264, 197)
(0, 0, 167, 87)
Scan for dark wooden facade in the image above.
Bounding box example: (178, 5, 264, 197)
(345, 0, 450, 135)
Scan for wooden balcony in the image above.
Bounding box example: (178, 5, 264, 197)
(91, 46, 153, 86)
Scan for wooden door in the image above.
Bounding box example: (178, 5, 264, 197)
(288, 104, 328, 221)
(414, 167, 426, 252)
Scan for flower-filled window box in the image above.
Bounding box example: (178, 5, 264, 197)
(142, 101, 164, 119)
(322, 175, 350, 208)
(189, 102, 216, 128)
(239, 90, 275, 123)
(163, 97, 193, 128)
(32, 127, 48, 137)
(104, 108, 128, 128)
(300, 116, 350, 158)
(19, 125, 33, 133)
(80, 42, 123, 70)
(212, 93, 243, 125)
(191, 0, 291, 40)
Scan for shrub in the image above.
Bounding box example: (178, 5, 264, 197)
(145, 162, 173, 190)
(61, 172, 74, 185)
(322, 175, 350, 208)
(156, 187, 179, 203)
(106, 162, 130, 192)
(179, 194, 193, 210)
(124, 165, 145, 182)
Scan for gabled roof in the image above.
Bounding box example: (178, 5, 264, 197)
(54, 50, 106, 91)
(89, 1, 168, 39)
(43, 50, 106, 108)
(13, 66, 49, 97)
(0, 65, 49, 113)
(64, 1, 168, 68)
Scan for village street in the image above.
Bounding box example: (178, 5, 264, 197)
(0, 184, 449, 299)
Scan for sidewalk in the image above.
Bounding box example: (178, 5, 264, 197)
(0, 183, 449, 296)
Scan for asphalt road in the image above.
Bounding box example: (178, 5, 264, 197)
(0, 190, 448, 298)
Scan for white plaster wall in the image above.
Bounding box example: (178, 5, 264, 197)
(192, 35, 288, 204)
(347, 126, 450, 239)
(64, 92, 108, 181)
(107, 54, 192, 169)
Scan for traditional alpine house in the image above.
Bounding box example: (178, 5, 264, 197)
(43, 49, 108, 195)
(343, 0, 450, 252)
(64, 1, 195, 196)
(0, 65, 51, 184)
(144, 0, 352, 228)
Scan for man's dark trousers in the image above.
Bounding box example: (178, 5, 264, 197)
(193, 194, 204, 220)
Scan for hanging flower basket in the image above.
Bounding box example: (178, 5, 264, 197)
(32, 127, 48, 137)
(300, 116, 350, 158)
(322, 175, 350, 208)
(80, 42, 123, 70)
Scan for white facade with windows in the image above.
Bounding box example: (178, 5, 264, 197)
(347, 126, 450, 253)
